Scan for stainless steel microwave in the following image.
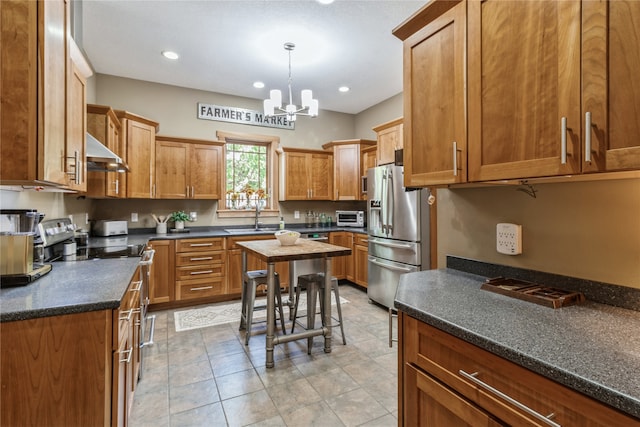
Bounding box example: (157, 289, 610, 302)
(336, 210, 365, 227)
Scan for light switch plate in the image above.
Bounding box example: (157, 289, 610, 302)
(496, 223, 522, 255)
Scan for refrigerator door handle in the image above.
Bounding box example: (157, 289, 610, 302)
(369, 238, 414, 250)
(369, 257, 414, 273)
(387, 168, 394, 234)
(381, 169, 388, 234)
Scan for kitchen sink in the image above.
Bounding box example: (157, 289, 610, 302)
(224, 227, 279, 234)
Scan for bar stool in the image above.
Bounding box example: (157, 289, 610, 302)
(291, 273, 346, 353)
(240, 270, 286, 345)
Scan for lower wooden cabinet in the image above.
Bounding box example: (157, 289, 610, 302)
(148, 239, 175, 304)
(330, 232, 368, 287)
(175, 237, 225, 300)
(0, 267, 142, 427)
(329, 231, 351, 280)
(353, 233, 368, 288)
(400, 312, 638, 427)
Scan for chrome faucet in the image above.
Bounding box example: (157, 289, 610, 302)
(254, 204, 262, 230)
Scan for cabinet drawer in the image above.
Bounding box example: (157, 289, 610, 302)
(176, 264, 224, 281)
(176, 238, 224, 252)
(403, 315, 636, 426)
(354, 233, 368, 246)
(177, 277, 224, 300)
(175, 250, 224, 266)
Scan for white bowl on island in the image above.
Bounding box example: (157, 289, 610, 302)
(275, 230, 300, 246)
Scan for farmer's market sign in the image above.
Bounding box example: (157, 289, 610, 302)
(197, 102, 295, 130)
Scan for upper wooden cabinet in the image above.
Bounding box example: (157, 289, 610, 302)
(86, 105, 123, 198)
(115, 110, 159, 198)
(323, 139, 376, 201)
(1, 0, 91, 189)
(155, 136, 223, 199)
(394, 0, 467, 187)
(279, 148, 333, 200)
(373, 118, 403, 166)
(467, 0, 582, 181)
(581, 0, 640, 172)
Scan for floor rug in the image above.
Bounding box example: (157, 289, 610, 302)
(174, 293, 349, 332)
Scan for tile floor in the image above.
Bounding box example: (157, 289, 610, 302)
(129, 284, 399, 427)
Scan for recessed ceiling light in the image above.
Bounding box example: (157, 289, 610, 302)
(253, 81, 265, 89)
(338, 86, 350, 93)
(317, 0, 335, 4)
(162, 51, 179, 60)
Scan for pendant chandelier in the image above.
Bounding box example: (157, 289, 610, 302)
(263, 42, 319, 121)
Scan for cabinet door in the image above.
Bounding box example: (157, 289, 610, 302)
(403, 1, 466, 186)
(190, 143, 222, 199)
(148, 240, 175, 304)
(468, 0, 582, 181)
(582, 1, 640, 172)
(333, 145, 359, 200)
(404, 364, 506, 427)
(376, 121, 403, 166)
(283, 151, 311, 200)
(155, 140, 188, 199)
(309, 152, 332, 200)
(86, 106, 122, 198)
(354, 238, 368, 288)
(65, 58, 87, 192)
(329, 232, 351, 280)
(125, 119, 156, 198)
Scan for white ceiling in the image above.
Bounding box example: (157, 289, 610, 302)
(80, 0, 425, 115)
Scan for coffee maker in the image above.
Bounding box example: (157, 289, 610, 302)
(0, 209, 51, 287)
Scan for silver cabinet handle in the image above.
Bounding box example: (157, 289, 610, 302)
(119, 309, 134, 321)
(129, 280, 143, 292)
(118, 347, 133, 364)
(585, 112, 592, 162)
(369, 258, 413, 273)
(561, 117, 567, 164)
(190, 285, 213, 291)
(458, 370, 561, 427)
(189, 243, 213, 247)
(66, 150, 81, 184)
(192, 186, 195, 198)
(452, 141, 458, 176)
(139, 249, 155, 266)
(190, 270, 213, 275)
(141, 314, 156, 348)
(189, 256, 213, 261)
(115, 179, 119, 195)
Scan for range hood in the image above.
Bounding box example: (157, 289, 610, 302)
(86, 132, 129, 172)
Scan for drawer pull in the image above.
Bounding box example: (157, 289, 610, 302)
(190, 256, 213, 261)
(189, 243, 213, 247)
(119, 309, 134, 321)
(190, 270, 213, 275)
(190, 286, 213, 291)
(118, 347, 133, 364)
(130, 280, 143, 292)
(459, 370, 561, 427)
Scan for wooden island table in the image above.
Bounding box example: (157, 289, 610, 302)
(236, 238, 351, 368)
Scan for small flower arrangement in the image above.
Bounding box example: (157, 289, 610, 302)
(169, 211, 190, 222)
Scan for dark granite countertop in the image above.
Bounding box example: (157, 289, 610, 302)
(0, 257, 140, 322)
(395, 266, 640, 419)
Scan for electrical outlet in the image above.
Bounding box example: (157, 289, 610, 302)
(189, 211, 197, 221)
(496, 223, 522, 255)
(131, 212, 138, 222)
(294, 210, 300, 219)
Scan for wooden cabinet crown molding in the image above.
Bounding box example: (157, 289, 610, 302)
(156, 135, 224, 146)
(372, 117, 403, 133)
(321, 139, 376, 150)
(113, 110, 159, 131)
(393, 0, 463, 41)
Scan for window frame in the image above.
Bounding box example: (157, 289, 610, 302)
(216, 130, 280, 218)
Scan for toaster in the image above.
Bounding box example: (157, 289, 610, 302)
(93, 220, 128, 237)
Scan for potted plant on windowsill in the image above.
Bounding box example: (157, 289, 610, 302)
(169, 211, 190, 230)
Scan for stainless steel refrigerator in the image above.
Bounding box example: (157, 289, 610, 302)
(367, 164, 430, 308)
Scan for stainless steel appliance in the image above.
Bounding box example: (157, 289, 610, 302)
(367, 164, 430, 309)
(336, 210, 365, 227)
(93, 220, 128, 236)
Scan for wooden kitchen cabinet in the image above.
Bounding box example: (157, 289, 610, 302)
(226, 236, 290, 296)
(175, 237, 226, 301)
(86, 104, 124, 198)
(115, 110, 159, 198)
(400, 313, 638, 427)
(148, 239, 175, 305)
(373, 117, 403, 166)
(155, 136, 223, 199)
(361, 145, 377, 200)
(279, 148, 333, 200)
(329, 231, 352, 280)
(467, 0, 582, 181)
(394, 0, 467, 187)
(323, 139, 376, 201)
(353, 233, 368, 288)
(581, 0, 640, 172)
(1, 0, 91, 189)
